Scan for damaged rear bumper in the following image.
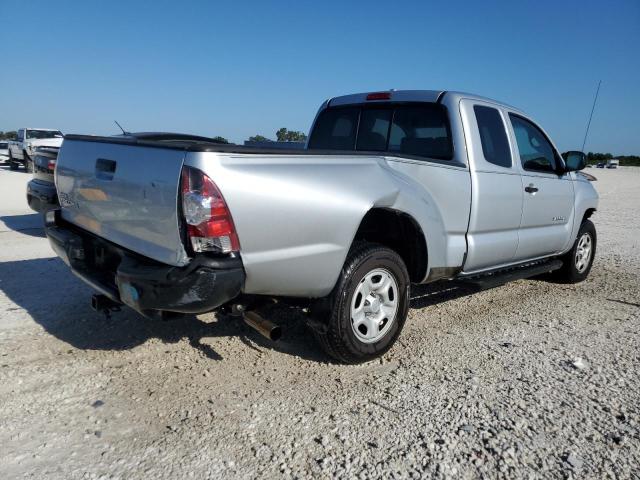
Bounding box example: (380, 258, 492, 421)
(45, 210, 244, 316)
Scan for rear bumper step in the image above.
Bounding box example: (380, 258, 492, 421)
(45, 211, 245, 316)
(457, 259, 563, 290)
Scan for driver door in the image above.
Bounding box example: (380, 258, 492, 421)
(507, 113, 575, 260)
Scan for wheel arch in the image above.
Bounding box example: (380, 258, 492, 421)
(351, 207, 428, 283)
(582, 207, 596, 223)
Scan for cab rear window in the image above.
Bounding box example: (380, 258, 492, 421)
(308, 103, 453, 160)
(308, 108, 358, 150)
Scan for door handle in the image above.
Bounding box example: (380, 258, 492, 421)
(524, 184, 538, 194)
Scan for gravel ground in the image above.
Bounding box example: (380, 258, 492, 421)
(0, 166, 638, 479)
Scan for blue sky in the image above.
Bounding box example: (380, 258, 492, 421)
(1, 0, 639, 154)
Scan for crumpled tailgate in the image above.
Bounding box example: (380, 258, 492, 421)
(56, 139, 189, 266)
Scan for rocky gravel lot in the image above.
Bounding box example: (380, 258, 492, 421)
(0, 166, 638, 479)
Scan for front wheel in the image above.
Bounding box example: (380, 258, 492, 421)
(313, 242, 410, 364)
(553, 220, 597, 283)
(24, 153, 34, 173)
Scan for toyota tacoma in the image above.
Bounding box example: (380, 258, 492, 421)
(45, 90, 598, 363)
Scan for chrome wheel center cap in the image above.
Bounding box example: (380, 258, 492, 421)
(351, 268, 399, 344)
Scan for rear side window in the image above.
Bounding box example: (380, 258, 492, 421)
(308, 108, 358, 150)
(474, 106, 512, 168)
(389, 106, 452, 159)
(309, 103, 453, 160)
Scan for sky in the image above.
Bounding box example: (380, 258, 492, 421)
(1, 0, 639, 154)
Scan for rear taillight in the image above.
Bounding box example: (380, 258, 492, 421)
(181, 166, 240, 254)
(48, 159, 56, 171)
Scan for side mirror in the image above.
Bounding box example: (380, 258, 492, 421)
(562, 151, 587, 172)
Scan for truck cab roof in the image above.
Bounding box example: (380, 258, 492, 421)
(326, 89, 522, 113)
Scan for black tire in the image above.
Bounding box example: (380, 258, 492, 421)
(8, 151, 19, 171)
(24, 152, 33, 172)
(553, 219, 597, 283)
(313, 242, 410, 364)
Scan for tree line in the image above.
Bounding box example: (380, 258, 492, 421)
(586, 152, 640, 167)
(1, 128, 307, 143)
(0, 131, 17, 140)
(247, 128, 307, 143)
(178, 128, 308, 144)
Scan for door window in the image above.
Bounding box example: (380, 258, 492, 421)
(509, 114, 558, 173)
(474, 106, 512, 168)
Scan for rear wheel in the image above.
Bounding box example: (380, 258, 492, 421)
(553, 220, 596, 283)
(313, 242, 410, 364)
(8, 151, 19, 170)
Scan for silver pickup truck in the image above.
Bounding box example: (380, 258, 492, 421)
(45, 90, 598, 363)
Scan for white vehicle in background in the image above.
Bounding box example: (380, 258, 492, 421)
(606, 159, 619, 169)
(0, 141, 9, 164)
(8, 128, 63, 171)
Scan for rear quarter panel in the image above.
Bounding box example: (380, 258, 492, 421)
(186, 152, 470, 297)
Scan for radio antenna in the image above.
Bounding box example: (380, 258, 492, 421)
(581, 80, 601, 152)
(114, 120, 129, 136)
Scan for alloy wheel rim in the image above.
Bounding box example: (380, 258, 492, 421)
(350, 268, 399, 344)
(575, 233, 592, 273)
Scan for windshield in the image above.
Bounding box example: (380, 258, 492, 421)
(26, 130, 63, 140)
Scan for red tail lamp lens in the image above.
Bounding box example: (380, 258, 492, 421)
(181, 166, 240, 253)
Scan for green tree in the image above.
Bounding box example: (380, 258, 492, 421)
(211, 136, 229, 144)
(248, 135, 272, 142)
(276, 128, 307, 142)
(0, 131, 17, 140)
(276, 128, 288, 141)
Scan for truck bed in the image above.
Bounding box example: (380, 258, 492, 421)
(64, 134, 464, 168)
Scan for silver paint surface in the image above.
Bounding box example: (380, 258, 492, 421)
(55, 140, 189, 266)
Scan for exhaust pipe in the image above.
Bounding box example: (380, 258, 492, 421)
(243, 311, 282, 341)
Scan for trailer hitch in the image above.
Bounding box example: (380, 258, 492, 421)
(91, 294, 122, 319)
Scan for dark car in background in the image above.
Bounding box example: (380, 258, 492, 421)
(27, 146, 59, 212)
